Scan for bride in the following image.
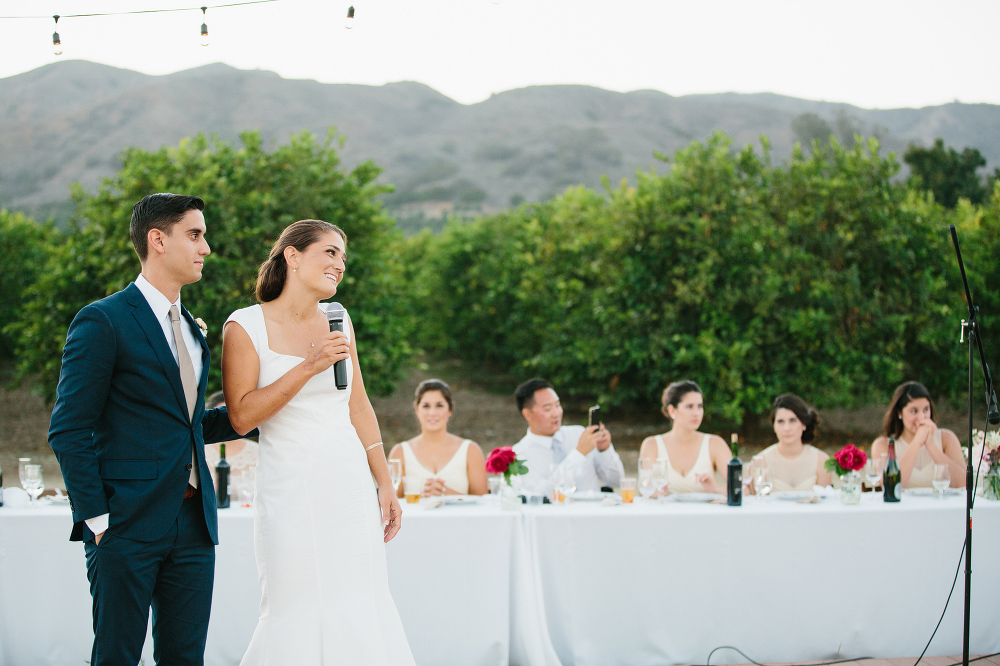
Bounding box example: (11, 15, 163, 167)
(222, 219, 414, 665)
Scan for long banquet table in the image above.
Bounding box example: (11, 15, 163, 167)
(1, 493, 998, 666)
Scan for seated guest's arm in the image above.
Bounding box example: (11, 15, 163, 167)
(388, 445, 406, 498)
(466, 442, 488, 495)
(816, 450, 833, 486)
(696, 435, 731, 493)
(935, 429, 967, 488)
(590, 425, 624, 488)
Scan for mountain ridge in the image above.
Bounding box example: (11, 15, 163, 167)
(2, 61, 998, 227)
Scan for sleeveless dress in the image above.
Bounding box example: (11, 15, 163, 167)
(759, 444, 829, 491)
(399, 439, 472, 494)
(655, 434, 719, 494)
(226, 305, 414, 666)
(896, 430, 941, 488)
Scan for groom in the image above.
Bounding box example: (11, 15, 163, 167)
(49, 193, 250, 666)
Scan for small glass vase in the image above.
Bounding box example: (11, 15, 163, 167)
(500, 479, 522, 511)
(980, 466, 1000, 501)
(840, 471, 862, 505)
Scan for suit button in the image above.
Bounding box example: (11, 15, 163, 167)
(185, 463, 193, 471)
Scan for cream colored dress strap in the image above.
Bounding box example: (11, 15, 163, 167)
(761, 444, 825, 492)
(896, 430, 939, 488)
(656, 434, 716, 494)
(400, 439, 471, 495)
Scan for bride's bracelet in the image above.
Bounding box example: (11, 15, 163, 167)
(365, 442, 383, 452)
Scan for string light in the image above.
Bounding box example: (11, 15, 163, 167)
(200, 6, 209, 46)
(52, 15, 62, 56)
(345, 5, 354, 29)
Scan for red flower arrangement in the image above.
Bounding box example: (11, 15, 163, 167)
(485, 446, 529, 485)
(825, 444, 868, 477)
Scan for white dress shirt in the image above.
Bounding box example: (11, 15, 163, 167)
(85, 274, 204, 536)
(513, 425, 625, 494)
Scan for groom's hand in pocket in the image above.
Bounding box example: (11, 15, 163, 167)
(94, 531, 105, 546)
(303, 331, 350, 376)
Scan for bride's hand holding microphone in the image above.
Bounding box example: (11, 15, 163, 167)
(302, 331, 350, 376)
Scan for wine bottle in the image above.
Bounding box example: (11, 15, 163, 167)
(0, 461, 4, 507)
(727, 433, 742, 506)
(216, 443, 231, 509)
(883, 437, 901, 502)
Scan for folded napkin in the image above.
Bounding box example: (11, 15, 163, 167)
(422, 498, 444, 510)
(812, 485, 838, 498)
(2, 487, 30, 508)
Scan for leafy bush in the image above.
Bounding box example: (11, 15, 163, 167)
(0, 210, 55, 359)
(11, 130, 414, 400)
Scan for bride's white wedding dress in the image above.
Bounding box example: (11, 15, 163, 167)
(226, 304, 414, 666)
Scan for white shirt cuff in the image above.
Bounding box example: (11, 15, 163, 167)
(85, 513, 109, 536)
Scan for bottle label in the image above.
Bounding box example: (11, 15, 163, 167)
(894, 484, 902, 500)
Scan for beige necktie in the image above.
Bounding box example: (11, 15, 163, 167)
(169, 305, 200, 489)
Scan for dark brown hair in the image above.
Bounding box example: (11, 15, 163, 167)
(661, 380, 702, 418)
(414, 379, 454, 411)
(883, 381, 934, 438)
(255, 219, 347, 302)
(129, 193, 205, 261)
(770, 394, 821, 443)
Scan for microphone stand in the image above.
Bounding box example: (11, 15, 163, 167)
(949, 225, 1000, 666)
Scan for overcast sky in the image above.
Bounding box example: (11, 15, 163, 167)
(0, 0, 997, 108)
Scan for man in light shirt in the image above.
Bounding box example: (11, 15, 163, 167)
(512, 378, 624, 494)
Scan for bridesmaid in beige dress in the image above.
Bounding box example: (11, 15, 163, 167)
(639, 380, 731, 495)
(870, 381, 965, 488)
(389, 379, 488, 497)
(756, 394, 831, 492)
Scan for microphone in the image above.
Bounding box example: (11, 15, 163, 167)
(323, 303, 349, 391)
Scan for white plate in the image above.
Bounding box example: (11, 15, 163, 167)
(905, 487, 960, 497)
(673, 493, 726, 503)
(772, 491, 815, 501)
(441, 495, 481, 505)
(568, 491, 612, 501)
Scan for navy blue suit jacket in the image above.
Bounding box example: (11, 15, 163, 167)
(49, 282, 246, 544)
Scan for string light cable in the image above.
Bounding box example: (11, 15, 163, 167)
(0, 1, 279, 20)
(703, 424, 997, 666)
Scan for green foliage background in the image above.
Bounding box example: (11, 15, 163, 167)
(5, 130, 415, 400)
(2, 128, 997, 426)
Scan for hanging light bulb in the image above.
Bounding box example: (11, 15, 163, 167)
(52, 15, 62, 56)
(344, 5, 355, 29)
(200, 7, 209, 46)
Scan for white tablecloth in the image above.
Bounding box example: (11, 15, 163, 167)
(1, 494, 998, 666)
(522, 494, 1000, 666)
(0, 501, 558, 666)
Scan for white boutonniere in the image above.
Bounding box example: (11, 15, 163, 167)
(194, 318, 209, 336)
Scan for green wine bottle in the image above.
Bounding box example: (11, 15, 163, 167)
(883, 437, 902, 502)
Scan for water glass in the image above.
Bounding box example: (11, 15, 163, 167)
(18, 458, 31, 488)
(388, 459, 402, 493)
(751, 457, 772, 499)
(487, 475, 504, 498)
(932, 464, 951, 498)
(864, 457, 884, 497)
(652, 460, 669, 501)
(23, 464, 44, 504)
(638, 458, 656, 501)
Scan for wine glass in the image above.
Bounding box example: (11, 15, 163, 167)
(652, 460, 669, 502)
(742, 462, 754, 498)
(932, 464, 951, 499)
(638, 458, 656, 501)
(752, 460, 772, 500)
(561, 467, 578, 500)
(23, 464, 44, 504)
(388, 459, 402, 494)
(18, 458, 31, 489)
(865, 457, 884, 499)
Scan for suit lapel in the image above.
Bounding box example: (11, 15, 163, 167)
(124, 283, 189, 421)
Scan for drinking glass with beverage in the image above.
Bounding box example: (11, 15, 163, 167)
(932, 464, 951, 498)
(751, 457, 772, 499)
(620, 477, 637, 503)
(864, 456, 884, 499)
(652, 460, 668, 502)
(403, 477, 422, 504)
(638, 458, 656, 501)
(388, 459, 402, 494)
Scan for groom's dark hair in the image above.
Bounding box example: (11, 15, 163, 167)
(130, 193, 205, 262)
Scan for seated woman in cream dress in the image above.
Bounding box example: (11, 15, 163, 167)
(203, 391, 260, 500)
(639, 380, 731, 495)
(757, 394, 831, 492)
(389, 379, 487, 497)
(870, 381, 965, 488)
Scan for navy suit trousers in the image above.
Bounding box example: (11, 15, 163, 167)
(84, 491, 215, 666)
